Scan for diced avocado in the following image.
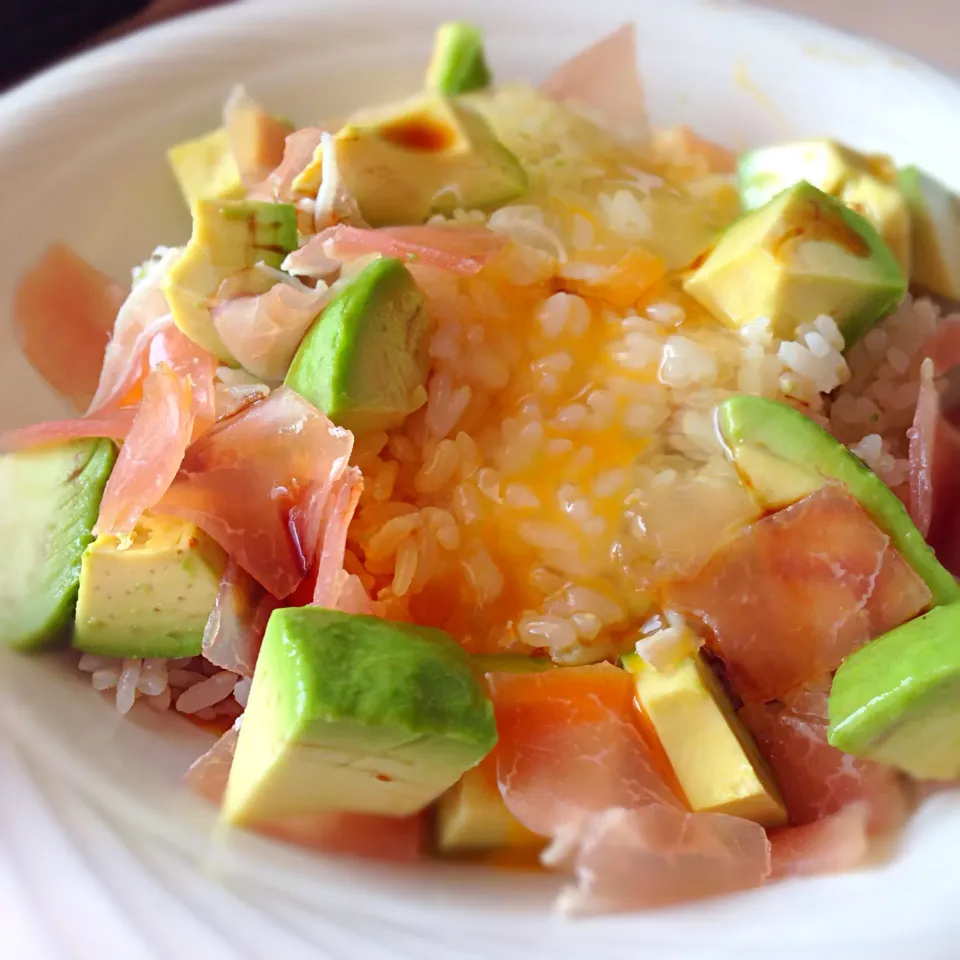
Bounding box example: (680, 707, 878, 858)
(323, 93, 526, 225)
(622, 652, 787, 826)
(0, 440, 116, 651)
(168, 113, 294, 210)
(163, 199, 298, 362)
(167, 129, 245, 210)
(738, 140, 910, 273)
(73, 515, 226, 658)
(435, 653, 551, 855)
(828, 602, 960, 779)
(899, 165, 960, 300)
(285, 257, 430, 434)
(435, 757, 544, 854)
(222, 607, 497, 825)
(425, 22, 492, 96)
(684, 181, 906, 344)
(717, 395, 960, 605)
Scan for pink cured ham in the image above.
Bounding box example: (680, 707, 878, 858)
(666, 485, 932, 703)
(540, 24, 648, 139)
(186, 722, 424, 861)
(247, 127, 325, 202)
(156, 387, 353, 598)
(487, 665, 771, 912)
(95, 364, 195, 537)
(555, 806, 770, 915)
(768, 803, 871, 879)
(486, 664, 682, 838)
(88, 247, 182, 414)
(285, 224, 507, 277)
(211, 282, 328, 383)
(310, 468, 364, 608)
(4, 322, 215, 454)
(15, 243, 125, 411)
(202, 559, 277, 677)
(908, 320, 960, 574)
(2, 408, 136, 450)
(222, 86, 291, 186)
(740, 691, 905, 832)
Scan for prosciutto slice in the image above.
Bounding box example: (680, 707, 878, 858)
(540, 24, 648, 139)
(908, 320, 960, 574)
(15, 243, 124, 411)
(285, 224, 507, 277)
(156, 388, 353, 598)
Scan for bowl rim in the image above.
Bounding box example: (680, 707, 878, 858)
(2, 2, 960, 958)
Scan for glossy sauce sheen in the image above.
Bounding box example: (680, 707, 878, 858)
(378, 113, 456, 152)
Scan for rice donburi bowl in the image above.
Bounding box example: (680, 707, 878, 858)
(5, 19, 960, 915)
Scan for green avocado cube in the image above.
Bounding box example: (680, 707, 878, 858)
(333, 92, 527, 226)
(222, 607, 498, 826)
(0, 440, 116, 651)
(738, 140, 911, 274)
(163, 199, 299, 363)
(73, 515, 226, 659)
(899, 165, 960, 301)
(716, 395, 960, 606)
(285, 257, 430, 435)
(425, 22, 492, 96)
(829, 602, 960, 779)
(685, 181, 906, 345)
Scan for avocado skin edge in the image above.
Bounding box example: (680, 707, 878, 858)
(0, 439, 117, 652)
(717, 395, 960, 606)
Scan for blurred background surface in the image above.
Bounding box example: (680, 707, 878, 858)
(2, 0, 956, 90)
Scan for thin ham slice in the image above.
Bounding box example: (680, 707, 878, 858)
(15, 243, 125, 411)
(88, 247, 181, 414)
(666, 485, 932, 703)
(186, 720, 240, 805)
(540, 24, 648, 140)
(908, 320, 960, 575)
(285, 224, 507, 278)
(148, 323, 217, 435)
(2, 408, 136, 450)
(186, 720, 424, 861)
(768, 803, 871, 879)
(4, 320, 216, 454)
(487, 665, 772, 913)
(487, 664, 682, 838)
(555, 806, 770, 915)
(202, 558, 277, 677)
(740, 690, 906, 832)
(95, 364, 195, 537)
(211, 281, 328, 382)
(222, 86, 291, 186)
(311, 468, 364, 608)
(247, 127, 325, 203)
(156, 387, 353, 598)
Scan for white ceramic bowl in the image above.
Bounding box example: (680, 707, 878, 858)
(2, 2, 960, 957)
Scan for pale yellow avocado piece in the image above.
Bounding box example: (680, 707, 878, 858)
(730, 444, 823, 510)
(292, 93, 527, 225)
(163, 199, 299, 362)
(167, 128, 245, 209)
(685, 181, 906, 344)
(899, 165, 960, 300)
(739, 140, 911, 275)
(73, 515, 226, 659)
(622, 652, 787, 826)
(222, 608, 497, 826)
(436, 760, 544, 854)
